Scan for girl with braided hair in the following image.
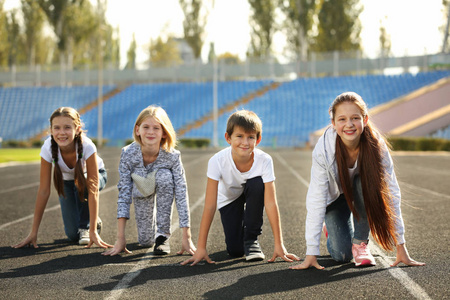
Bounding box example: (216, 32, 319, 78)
(290, 92, 425, 270)
(13, 107, 112, 249)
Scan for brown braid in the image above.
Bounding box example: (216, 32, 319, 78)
(74, 134, 87, 201)
(51, 136, 65, 197)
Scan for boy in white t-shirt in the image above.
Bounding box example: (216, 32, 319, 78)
(182, 110, 299, 265)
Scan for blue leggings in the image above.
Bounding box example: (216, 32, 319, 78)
(59, 168, 107, 241)
(325, 175, 370, 262)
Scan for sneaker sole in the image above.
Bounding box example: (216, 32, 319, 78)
(245, 253, 265, 261)
(354, 259, 376, 267)
(153, 250, 170, 255)
(79, 239, 90, 245)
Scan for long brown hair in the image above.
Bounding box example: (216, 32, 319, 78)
(330, 92, 397, 251)
(50, 107, 87, 201)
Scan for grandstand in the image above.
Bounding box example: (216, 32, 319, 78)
(0, 70, 449, 147)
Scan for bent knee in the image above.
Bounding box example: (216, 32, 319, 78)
(155, 169, 174, 189)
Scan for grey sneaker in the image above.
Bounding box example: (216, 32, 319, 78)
(244, 240, 265, 261)
(78, 228, 90, 245)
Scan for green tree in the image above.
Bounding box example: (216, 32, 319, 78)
(379, 19, 391, 57)
(38, 0, 85, 69)
(5, 9, 21, 67)
(278, 0, 315, 61)
(0, 0, 9, 68)
(442, 0, 450, 53)
(21, 0, 45, 69)
(218, 52, 240, 64)
(63, 0, 98, 69)
(125, 34, 136, 69)
(312, 0, 362, 53)
(248, 0, 276, 60)
(179, 0, 207, 60)
(149, 36, 182, 67)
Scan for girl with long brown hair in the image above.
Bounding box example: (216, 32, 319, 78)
(291, 92, 425, 269)
(13, 107, 112, 249)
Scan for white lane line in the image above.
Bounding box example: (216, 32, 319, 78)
(0, 182, 40, 195)
(273, 153, 310, 188)
(370, 245, 431, 300)
(105, 193, 205, 300)
(0, 205, 60, 230)
(274, 152, 432, 300)
(0, 185, 118, 230)
(399, 181, 450, 200)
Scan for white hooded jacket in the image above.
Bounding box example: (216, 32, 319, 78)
(305, 126, 406, 256)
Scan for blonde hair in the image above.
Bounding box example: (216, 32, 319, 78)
(133, 105, 177, 151)
(50, 107, 87, 201)
(226, 110, 262, 140)
(330, 92, 397, 251)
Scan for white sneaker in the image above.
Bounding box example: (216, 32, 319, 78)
(78, 228, 90, 245)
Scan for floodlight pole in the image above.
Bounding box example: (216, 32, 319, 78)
(97, 0, 104, 147)
(213, 49, 218, 148)
(212, 0, 218, 148)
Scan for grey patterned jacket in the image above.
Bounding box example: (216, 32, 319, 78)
(117, 142, 190, 228)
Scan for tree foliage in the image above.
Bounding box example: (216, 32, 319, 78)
(278, 0, 315, 61)
(312, 0, 362, 53)
(379, 20, 391, 57)
(248, 0, 276, 59)
(21, 0, 45, 68)
(442, 0, 450, 53)
(125, 34, 136, 69)
(0, 0, 8, 68)
(179, 0, 207, 59)
(5, 9, 21, 67)
(149, 36, 182, 67)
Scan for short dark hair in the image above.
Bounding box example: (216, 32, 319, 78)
(226, 110, 262, 139)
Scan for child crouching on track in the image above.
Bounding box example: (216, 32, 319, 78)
(182, 110, 299, 266)
(13, 107, 111, 249)
(102, 105, 196, 256)
(290, 92, 425, 270)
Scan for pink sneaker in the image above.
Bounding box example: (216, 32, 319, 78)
(323, 224, 328, 238)
(352, 242, 376, 267)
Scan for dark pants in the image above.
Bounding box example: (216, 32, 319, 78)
(219, 177, 265, 257)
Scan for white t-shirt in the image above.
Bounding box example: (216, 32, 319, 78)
(207, 147, 276, 210)
(40, 136, 104, 181)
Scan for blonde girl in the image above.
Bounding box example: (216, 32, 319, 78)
(291, 92, 425, 270)
(102, 105, 196, 256)
(13, 107, 111, 248)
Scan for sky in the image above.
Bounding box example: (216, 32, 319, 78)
(3, 0, 447, 67)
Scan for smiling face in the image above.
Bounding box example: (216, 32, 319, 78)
(135, 116, 166, 149)
(50, 116, 81, 150)
(225, 125, 261, 159)
(332, 101, 368, 148)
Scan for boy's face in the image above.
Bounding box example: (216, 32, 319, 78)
(225, 126, 261, 157)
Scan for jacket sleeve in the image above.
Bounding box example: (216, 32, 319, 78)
(172, 152, 190, 228)
(382, 143, 405, 245)
(117, 148, 133, 219)
(305, 151, 329, 256)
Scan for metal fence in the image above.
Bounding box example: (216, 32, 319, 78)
(1, 51, 450, 87)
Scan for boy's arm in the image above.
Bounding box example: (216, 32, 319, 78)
(181, 178, 218, 266)
(264, 181, 300, 262)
